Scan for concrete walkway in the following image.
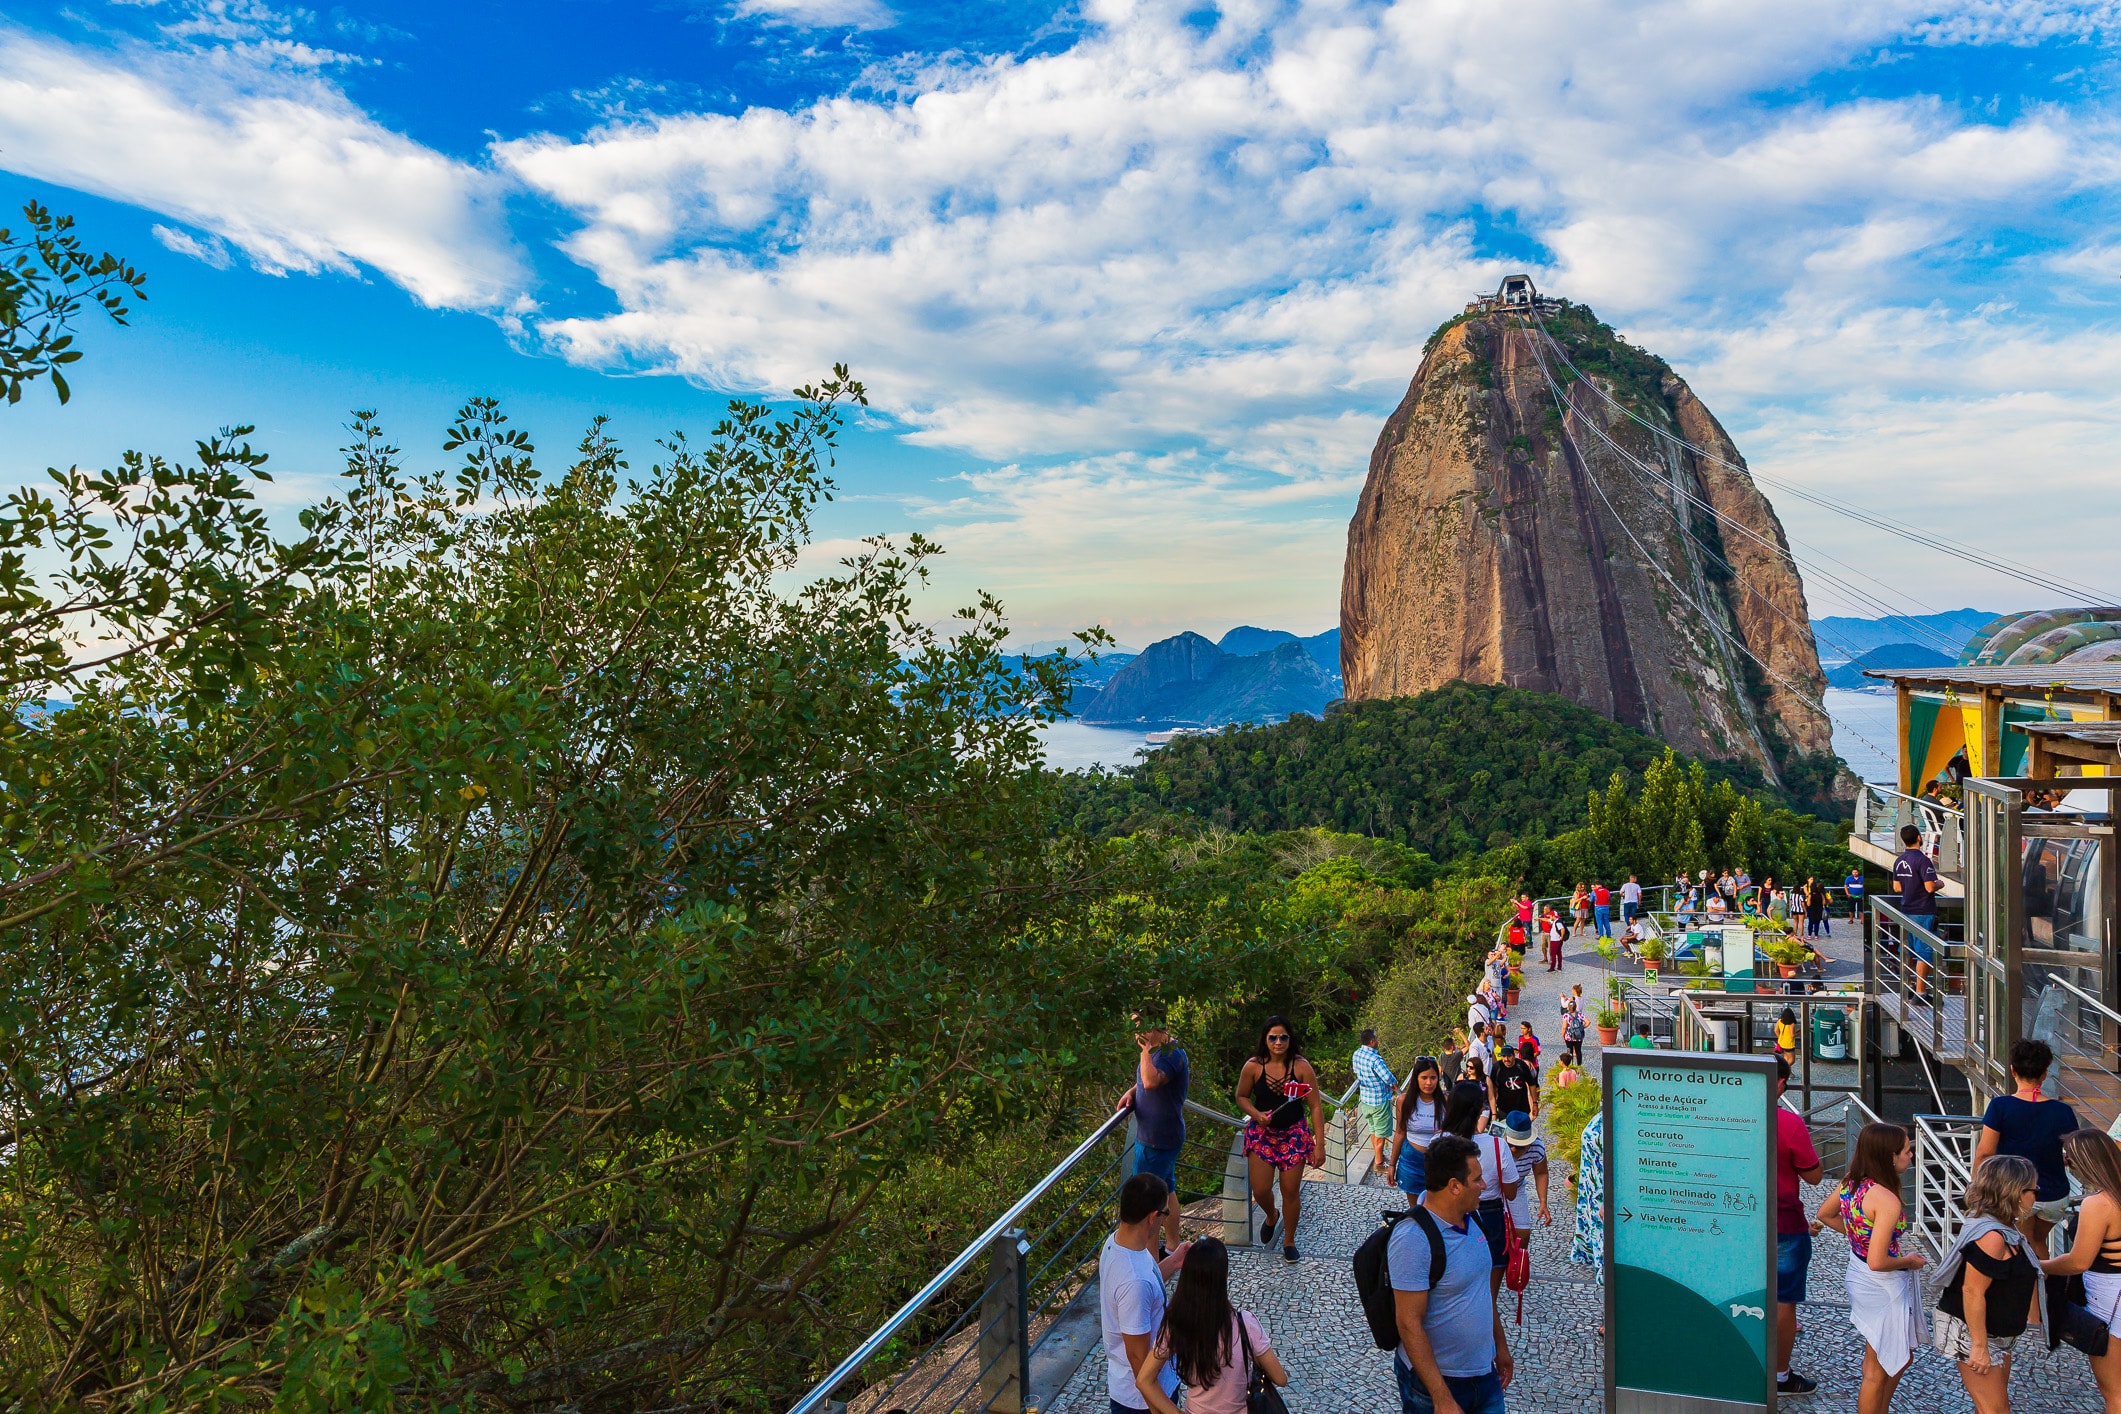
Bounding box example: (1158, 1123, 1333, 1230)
(1044, 927, 2109, 1412)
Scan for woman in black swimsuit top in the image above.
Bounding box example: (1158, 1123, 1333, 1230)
(2043, 1130, 2121, 1402)
(1236, 1015, 1321, 1265)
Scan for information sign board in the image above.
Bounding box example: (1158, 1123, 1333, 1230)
(1720, 926, 1756, 994)
(1604, 1050, 1776, 1414)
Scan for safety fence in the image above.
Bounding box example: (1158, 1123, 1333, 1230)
(1855, 781, 1964, 878)
(787, 1078, 1363, 1414)
(1908, 1113, 1985, 1263)
(2032, 972, 2121, 1136)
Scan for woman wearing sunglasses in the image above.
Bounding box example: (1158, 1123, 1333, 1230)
(1236, 1015, 1322, 1263)
(1392, 1055, 1447, 1197)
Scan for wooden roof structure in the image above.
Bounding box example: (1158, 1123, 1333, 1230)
(1857, 664, 2121, 792)
(2017, 719, 2121, 777)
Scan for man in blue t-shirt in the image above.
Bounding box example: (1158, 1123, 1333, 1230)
(1890, 824, 1940, 994)
(1120, 1015, 1188, 1253)
(1391, 1133, 1511, 1414)
(1974, 1037, 2080, 1251)
(1842, 867, 1865, 923)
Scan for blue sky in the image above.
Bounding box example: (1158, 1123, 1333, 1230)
(4, 0, 2120, 650)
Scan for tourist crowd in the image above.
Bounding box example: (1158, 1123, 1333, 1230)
(1098, 910, 2121, 1414)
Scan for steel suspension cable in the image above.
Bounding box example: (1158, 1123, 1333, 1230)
(1525, 309, 2119, 607)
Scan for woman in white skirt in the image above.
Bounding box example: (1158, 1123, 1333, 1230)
(2042, 1129, 2121, 1412)
(1817, 1122, 1927, 1414)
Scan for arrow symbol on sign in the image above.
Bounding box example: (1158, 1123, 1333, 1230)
(1614, 1087, 1633, 1102)
(1619, 1206, 1635, 1223)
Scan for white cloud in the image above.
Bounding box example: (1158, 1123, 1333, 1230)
(489, 0, 2121, 623)
(0, 26, 525, 309)
(11, 0, 2121, 630)
(733, 0, 896, 30)
(150, 221, 232, 268)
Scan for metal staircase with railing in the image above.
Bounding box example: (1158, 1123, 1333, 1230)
(787, 1078, 1368, 1414)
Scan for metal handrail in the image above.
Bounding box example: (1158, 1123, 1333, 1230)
(1909, 1112, 1986, 1262)
(2045, 971, 2121, 1026)
(1857, 781, 1963, 874)
(786, 1106, 1131, 1414)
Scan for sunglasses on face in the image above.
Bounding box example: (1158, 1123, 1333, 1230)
(1267, 1034, 1291, 1043)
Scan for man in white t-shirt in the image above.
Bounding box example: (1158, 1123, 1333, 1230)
(1620, 875, 1642, 926)
(1100, 1172, 1191, 1412)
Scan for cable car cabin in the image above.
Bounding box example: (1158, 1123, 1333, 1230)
(1497, 274, 1536, 308)
(1855, 662, 2121, 1126)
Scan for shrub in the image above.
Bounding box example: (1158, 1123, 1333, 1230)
(1544, 1072, 1602, 1175)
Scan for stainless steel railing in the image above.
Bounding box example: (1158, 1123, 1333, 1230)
(786, 1107, 1133, 1414)
(1856, 781, 1963, 876)
(787, 1074, 1367, 1414)
(1909, 1113, 1985, 1262)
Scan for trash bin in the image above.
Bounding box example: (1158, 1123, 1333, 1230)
(1811, 1006, 1848, 1061)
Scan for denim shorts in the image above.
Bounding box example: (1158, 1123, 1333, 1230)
(1776, 1231, 1812, 1304)
(1396, 1360, 1504, 1414)
(1133, 1143, 1180, 1193)
(1397, 1144, 1427, 1197)
(1904, 920, 1937, 964)
(1473, 1202, 1509, 1268)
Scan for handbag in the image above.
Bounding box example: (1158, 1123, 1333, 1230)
(1237, 1312, 1291, 1414)
(2047, 1273, 2113, 1358)
(1497, 1137, 1531, 1322)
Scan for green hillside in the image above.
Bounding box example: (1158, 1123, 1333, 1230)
(1066, 682, 1774, 860)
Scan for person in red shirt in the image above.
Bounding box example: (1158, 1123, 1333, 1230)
(1516, 893, 1534, 927)
(1592, 882, 1612, 939)
(1774, 1057, 1825, 1395)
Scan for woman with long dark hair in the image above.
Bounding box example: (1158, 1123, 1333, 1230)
(1235, 1015, 1321, 1263)
(1132, 1236, 1287, 1414)
(1392, 1055, 1447, 1197)
(1817, 1122, 1926, 1414)
(1442, 1083, 1517, 1295)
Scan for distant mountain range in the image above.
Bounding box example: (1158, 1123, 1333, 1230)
(1809, 608, 1999, 665)
(1824, 642, 1956, 691)
(1076, 626, 1341, 726)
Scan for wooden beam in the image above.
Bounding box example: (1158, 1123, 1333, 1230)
(1897, 683, 1914, 794)
(1983, 687, 2006, 780)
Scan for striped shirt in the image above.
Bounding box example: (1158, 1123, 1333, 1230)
(1352, 1045, 1398, 1107)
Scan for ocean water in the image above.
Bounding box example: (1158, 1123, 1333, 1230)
(1032, 720, 1156, 772)
(1036, 692, 1902, 788)
(1823, 688, 1897, 786)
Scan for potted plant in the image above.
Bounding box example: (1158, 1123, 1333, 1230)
(1507, 962, 1524, 1006)
(1763, 938, 1807, 978)
(1595, 1006, 1622, 1046)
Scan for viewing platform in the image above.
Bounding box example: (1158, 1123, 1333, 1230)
(797, 927, 2110, 1413)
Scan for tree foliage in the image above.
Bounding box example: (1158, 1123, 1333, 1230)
(0, 201, 146, 405)
(1063, 684, 1771, 861)
(0, 342, 1254, 1408)
(1471, 749, 1852, 899)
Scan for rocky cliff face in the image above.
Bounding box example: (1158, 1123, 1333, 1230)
(1339, 304, 1832, 781)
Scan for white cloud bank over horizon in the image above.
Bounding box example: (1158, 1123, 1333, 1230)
(3, 0, 2119, 642)
(0, 25, 525, 310)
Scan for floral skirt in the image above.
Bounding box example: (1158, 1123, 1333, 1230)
(1244, 1119, 1315, 1171)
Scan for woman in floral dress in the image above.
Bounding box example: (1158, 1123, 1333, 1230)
(1571, 1111, 1605, 1272)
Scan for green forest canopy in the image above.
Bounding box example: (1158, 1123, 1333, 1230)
(1064, 683, 1772, 856)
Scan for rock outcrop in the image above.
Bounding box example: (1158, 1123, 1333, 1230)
(1339, 303, 1833, 780)
(1081, 635, 1335, 726)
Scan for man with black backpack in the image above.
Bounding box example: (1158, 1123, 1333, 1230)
(1354, 1133, 1512, 1414)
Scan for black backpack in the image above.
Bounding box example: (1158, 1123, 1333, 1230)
(1352, 1203, 1446, 1350)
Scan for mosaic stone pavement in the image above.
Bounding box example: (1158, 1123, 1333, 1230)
(1043, 931, 2110, 1412)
